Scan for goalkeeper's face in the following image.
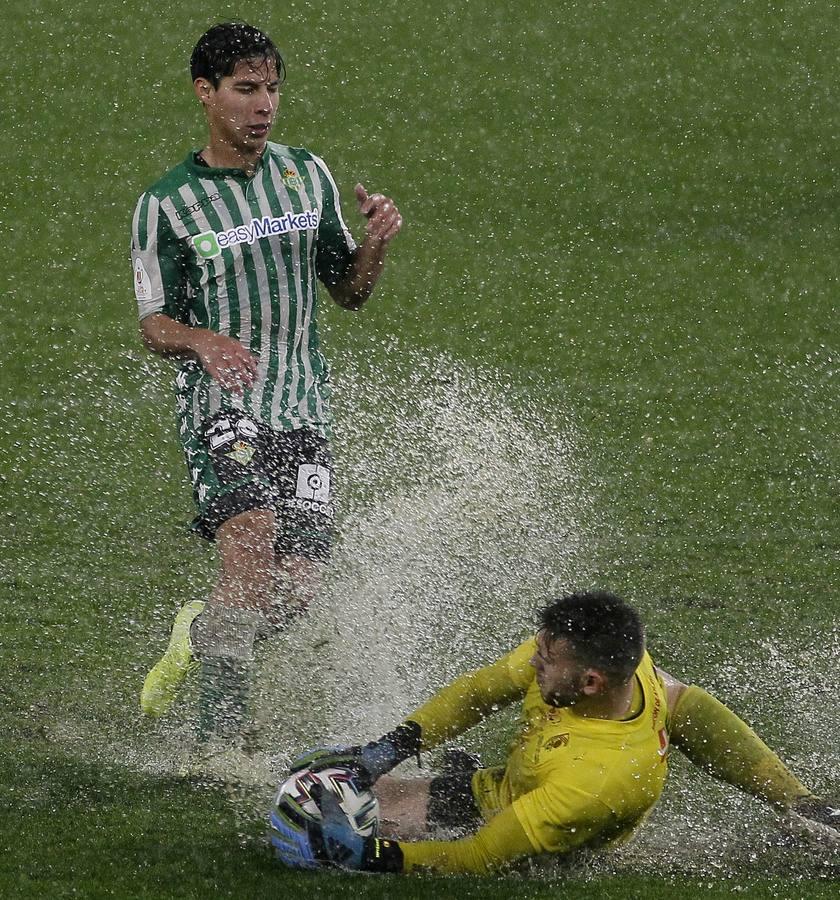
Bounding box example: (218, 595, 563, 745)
(530, 632, 590, 708)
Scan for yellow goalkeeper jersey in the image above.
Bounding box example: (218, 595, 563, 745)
(400, 639, 670, 873)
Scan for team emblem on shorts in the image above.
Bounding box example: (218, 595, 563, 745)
(296, 464, 330, 502)
(225, 440, 256, 466)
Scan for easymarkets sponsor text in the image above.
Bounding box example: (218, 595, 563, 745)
(192, 209, 320, 259)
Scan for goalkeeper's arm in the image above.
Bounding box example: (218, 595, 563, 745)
(296, 642, 533, 783)
(660, 669, 812, 807)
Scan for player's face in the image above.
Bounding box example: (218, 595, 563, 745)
(197, 57, 280, 153)
(530, 632, 589, 708)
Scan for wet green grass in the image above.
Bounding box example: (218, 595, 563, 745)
(2, 0, 838, 896)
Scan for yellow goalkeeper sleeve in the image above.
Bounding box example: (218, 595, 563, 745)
(669, 685, 812, 807)
(407, 640, 534, 749)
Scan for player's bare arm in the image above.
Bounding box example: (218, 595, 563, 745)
(328, 182, 402, 310)
(140, 313, 258, 394)
(654, 665, 687, 710)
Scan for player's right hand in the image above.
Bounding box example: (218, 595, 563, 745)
(290, 724, 420, 786)
(317, 786, 366, 870)
(191, 330, 258, 394)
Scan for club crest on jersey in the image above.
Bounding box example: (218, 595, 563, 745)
(192, 209, 320, 259)
(544, 733, 570, 751)
(281, 168, 304, 190)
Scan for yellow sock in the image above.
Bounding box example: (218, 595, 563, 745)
(669, 685, 812, 807)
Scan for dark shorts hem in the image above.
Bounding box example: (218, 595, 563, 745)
(427, 771, 482, 832)
(190, 483, 333, 563)
(185, 415, 335, 561)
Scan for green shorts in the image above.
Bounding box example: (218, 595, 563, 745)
(182, 410, 334, 562)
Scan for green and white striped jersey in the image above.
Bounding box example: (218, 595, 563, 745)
(130, 143, 357, 436)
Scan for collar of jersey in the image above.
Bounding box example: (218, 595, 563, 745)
(185, 149, 266, 179)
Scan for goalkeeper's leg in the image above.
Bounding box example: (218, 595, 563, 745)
(375, 777, 435, 839)
(375, 771, 484, 840)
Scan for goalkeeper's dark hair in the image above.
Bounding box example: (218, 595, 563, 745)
(538, 591, 644, 684)
(190, 22, 286, 87)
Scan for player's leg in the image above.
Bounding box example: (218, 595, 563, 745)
(257, 426, 335, 636)
(259, 552, 325, 634)
(191, 507, 276, 742)
(140, 411, 276, 719)
(375, 771, 484, 840)
(375, 777, 434, 839)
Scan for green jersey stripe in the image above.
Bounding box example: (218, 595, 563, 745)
(295, 158, 323, 424)
(259, 158, 299, 424)
(267, 154, 309, 426)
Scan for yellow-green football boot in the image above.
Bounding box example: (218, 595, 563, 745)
(140, 599, 205, 716)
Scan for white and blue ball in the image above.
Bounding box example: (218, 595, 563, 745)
(273, 765, 380, 837)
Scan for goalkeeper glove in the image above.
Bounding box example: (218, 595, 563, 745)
(290, 721, 422, 788)
(269, 793, 324, 869)
(788, 795, 840, 843)
(317, 787, 404, 873)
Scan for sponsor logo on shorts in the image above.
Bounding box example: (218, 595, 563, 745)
(283, 496, 334, 518)
(296, 464, 330, 502)
(192, 209, 320, 259)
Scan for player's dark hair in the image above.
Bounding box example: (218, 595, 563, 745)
(538, 591, 644, 684)
(190, 22, 286, 88)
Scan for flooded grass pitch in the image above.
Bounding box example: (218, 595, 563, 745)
(2, 1, 839, 896)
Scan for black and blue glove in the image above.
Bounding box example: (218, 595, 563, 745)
(290, 721, 422, 788)
(317, 787, 404, 873)
(319, 788, 365, 868)
(269, 794, 324, 869)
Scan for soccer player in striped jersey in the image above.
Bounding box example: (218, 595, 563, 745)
(132, 22, 402, 776)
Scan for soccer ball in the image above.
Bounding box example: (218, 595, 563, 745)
(273, 765, 380, 837)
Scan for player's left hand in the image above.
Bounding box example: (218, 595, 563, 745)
(318, 787, 366, 869)
(355, 183, 402, 243)
(269, 794, 324, 869)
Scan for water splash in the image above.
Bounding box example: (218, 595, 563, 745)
(38, 346, 838, 879)
(255, 346, 594, 748)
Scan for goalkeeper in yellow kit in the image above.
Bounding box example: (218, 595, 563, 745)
(271, 591, 838, 874)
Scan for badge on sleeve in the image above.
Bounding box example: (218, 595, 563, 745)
(134, 258, 152, 301)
